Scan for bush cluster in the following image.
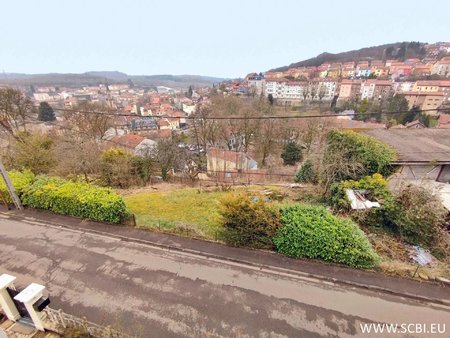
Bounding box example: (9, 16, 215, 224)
(219, 193, 281, 249)
(322, 130, 396, 185)
(391, 185, 448, 249)
(330, 175, 448, 253)
(273, 205, 379, 268)
(21, 176, 131, 224)
(329, 174, 396, 228)
(294, 160, 317, 184)
(219, 193, 378, 268)
(1, 171, 130, 224)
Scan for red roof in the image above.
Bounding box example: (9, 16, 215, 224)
(110, 134, 145, 149)
(438, 114, 450, 129)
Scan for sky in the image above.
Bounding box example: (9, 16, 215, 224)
(1, 0, 449, 78)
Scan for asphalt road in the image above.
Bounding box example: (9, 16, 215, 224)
(0, 217, 449, 337)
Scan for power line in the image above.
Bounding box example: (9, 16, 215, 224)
(52, 106, 450, 120)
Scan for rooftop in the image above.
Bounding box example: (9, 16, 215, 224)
(363, 129, 450, 163)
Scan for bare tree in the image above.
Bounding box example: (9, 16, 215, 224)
(63, 102, 113, 141)
(302, 85, 310, 102)
(153, 137, 186, 181)
(318, 85, 327, 105)
(190, 103, 221, 150)
(53, 134, 102, 182)
(0, 88, 35, 138)
(309, 84, 318, 103)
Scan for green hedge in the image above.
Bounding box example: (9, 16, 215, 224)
(0, 170, 35, 203)
(1, 172, 131, 224)
(274, 205, 379, 268)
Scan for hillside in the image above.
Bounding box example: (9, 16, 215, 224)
(0, 72, 225, 88)
(271, 41, 427, 71)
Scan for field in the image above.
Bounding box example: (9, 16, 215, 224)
(123, 184, 293, 239)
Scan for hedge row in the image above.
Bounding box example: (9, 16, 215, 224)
(1, 171, 130, 224)
(0, 170, 35, 204)
(219, 193, 379, 269)
(274, 205, 379, 268)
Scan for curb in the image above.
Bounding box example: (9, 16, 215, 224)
(3, 211, 450, 308)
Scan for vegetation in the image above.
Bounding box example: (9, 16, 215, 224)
(294, 160, 317, 183)
(391, 185, 448, 249)
(329, 174, 396, 229)
(124, 187, 225, 237)
(0, 88, 35, 138)
(4, 132, 56, 174)
(100, 148, 153, 188)
(321, 130, 396, 190)
(20, 175, 130, 224)
(274, 205, 379, 268)
(219, 193, 282, 249)
(0, 170, 35, 204)
(281, 141, 302, 165)
(38, 101, 56, 121)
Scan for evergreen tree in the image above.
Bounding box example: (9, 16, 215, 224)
(281, 141, 302, 165)
(267, 93, 274, 106)
(38, 102, 56, 122)
(187, 85, 193, 98)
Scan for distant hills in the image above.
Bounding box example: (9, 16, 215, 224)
(271, 42, 428, 71)
(0, 71, 225, 88)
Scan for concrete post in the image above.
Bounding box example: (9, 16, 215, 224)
(0, 274, 20, 321)
(14, 283, 46, 331)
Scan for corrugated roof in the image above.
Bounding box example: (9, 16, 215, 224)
(363, 129, 450, 163)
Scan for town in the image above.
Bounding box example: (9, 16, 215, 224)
(0, 1, 450, 335)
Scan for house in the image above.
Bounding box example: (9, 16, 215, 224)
(207, 148, 258, 174)
(437, 114, 450, 129)
(363, 129, 450, 183)
(109, 134, 156, 156)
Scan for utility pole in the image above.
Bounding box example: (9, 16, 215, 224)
(0, 160, 22, 210)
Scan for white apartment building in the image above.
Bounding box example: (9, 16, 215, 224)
(360, 81, 376, 100)
(316, 81, 338, 100)
(265, 80, 306, 100)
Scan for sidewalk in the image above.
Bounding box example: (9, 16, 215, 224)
(2, 207, 450, 306)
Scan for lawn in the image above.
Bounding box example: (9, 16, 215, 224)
(124, 188, 227, 238)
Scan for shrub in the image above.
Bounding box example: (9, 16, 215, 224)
(321, 130, 396, 187)
(0, 170, 35, 203)
(391, 185, 447, 248)
(100, 148, 139, 188)
(329, 174, 396, 228)
(294, 160, 317, 183)
(281, 141, 303, 165)
(219, 193, 282, 249)
(21, 176, 131, 224)
(274, 205, 379, 268)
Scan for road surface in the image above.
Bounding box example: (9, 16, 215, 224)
(0, 216, 448, 337)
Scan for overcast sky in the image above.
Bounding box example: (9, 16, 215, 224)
(1, 0, 449, 78)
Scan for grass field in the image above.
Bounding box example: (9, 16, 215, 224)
(124, 188, 227, 238)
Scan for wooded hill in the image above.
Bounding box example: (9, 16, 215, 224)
(271, 41, 427, 71)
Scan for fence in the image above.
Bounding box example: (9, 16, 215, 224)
(43, 307, 134, 338)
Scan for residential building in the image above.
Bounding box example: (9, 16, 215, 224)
(338, 79, 362, 101)
(207, 148, 258, 174)
(403, 91, 444, 112)
(432, 57, 450, 77)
